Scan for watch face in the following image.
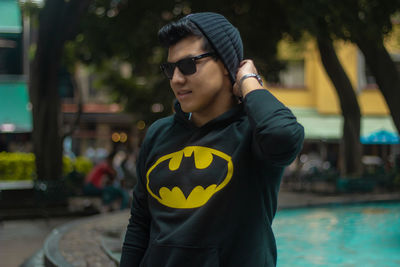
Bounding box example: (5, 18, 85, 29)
(256, 75, 264, 86)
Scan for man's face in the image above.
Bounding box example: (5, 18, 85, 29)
(167, 36, 231, 116)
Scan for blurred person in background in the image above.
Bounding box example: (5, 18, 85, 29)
(83, 151, 129, 210)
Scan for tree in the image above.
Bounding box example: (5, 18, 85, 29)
(27, 0, 317, 184)
(29, 0, 91, 181)
(343, 0, 400, 135)
(303, 0, 400, 134)
(284, 0, 400, 174)
(277, 0, 363, 175)
(65, 0, 178, 124)
(67, 0, 287, 125)
(317, 37, 362, 176)
(28, 0, 186, 181)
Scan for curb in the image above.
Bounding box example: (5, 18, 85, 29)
(42, 211, 127, 267)
(43, 220, 81, 267)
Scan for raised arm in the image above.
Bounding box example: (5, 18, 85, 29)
(233, 60, 305, 166)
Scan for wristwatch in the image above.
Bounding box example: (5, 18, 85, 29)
(238, 73, 264, 95)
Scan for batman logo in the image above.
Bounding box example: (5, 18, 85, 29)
(146, 146, 233, 209)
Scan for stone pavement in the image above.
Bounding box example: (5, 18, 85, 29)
(0, 217, 74, 267)
(57, 212, 128, 267)
(3, 190, 400, 267)
(277, 190, 400, 209)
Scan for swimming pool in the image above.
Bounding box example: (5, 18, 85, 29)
(273, 202, 400, 267)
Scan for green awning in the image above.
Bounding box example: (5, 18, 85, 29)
(292, 107, 399, 141)
(0, 78, 32, 133)
(0, 0, 22, 37)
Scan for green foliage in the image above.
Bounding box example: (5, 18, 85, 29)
(41, 0, 400, 133)
(278, 0, 400, 43)
(0, 152, 35, 181)
(0, 152, 93, 181)
(61, 0, 289, 125)
(74, 156, 93, 175)
(62, 0, 179, 124)
(63, 155, 74, 176)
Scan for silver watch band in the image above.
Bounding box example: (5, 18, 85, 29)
(238, 73, 263, 95)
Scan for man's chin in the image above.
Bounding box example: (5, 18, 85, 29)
(179, 103, 194, 113)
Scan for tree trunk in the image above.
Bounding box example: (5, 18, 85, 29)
(63, 72, 83, 140)
(356, 40, 400, 135)
(317, 37, 363, 176)
(29, 0, 91, 181)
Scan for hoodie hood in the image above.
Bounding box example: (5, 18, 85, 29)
(173, 100, 245, 130)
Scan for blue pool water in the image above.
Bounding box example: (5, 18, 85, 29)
(272, 202, 400, 267)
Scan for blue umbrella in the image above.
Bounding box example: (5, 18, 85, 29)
(360, 129, 400, 144)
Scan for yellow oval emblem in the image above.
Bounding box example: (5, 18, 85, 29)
(146, 146, 233, 209)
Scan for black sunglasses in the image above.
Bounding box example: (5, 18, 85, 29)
(160, 52, 216, 79)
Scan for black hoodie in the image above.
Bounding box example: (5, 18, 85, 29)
(121, 89, 304, 267)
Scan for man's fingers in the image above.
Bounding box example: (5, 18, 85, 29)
(232, 80, 242, 97)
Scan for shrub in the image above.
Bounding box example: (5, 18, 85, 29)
(0, 152, 93, 181)
(74, 156, 93, 175)
(0, 152, 35, 181)
(63, 156, 74, 176)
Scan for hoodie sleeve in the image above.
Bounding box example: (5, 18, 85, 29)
(243, 89, 304, 167)
(120, 142, 151, 266)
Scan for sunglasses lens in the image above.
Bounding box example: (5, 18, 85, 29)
(161, 54, 207, 79)
(161, 63, 175, 79)
(178, 58, 196, 75)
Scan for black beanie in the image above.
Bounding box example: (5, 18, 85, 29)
(186, 12, 243, 84)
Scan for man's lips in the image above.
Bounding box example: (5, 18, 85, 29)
(176, 90, 192, 100)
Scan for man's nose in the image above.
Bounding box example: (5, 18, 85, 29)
(171, 67, 185, 83)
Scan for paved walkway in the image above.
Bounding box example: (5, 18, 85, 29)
(57, 213, 127, 267)
(277, 190, 400, 208)
(0, 217, 74, 267)
(2, 190, 400, 267)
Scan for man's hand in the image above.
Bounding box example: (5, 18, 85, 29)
(233, 59, 264, 98)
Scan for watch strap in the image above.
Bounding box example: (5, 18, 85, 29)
(238, 73, 263, 95)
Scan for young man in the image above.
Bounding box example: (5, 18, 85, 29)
(121, 12, 304, 267)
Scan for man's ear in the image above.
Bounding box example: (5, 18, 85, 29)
(219, 61, 229, 76)
(223, 67, 229, 76)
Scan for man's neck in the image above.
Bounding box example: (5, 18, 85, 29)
(191, 95, 237, 127)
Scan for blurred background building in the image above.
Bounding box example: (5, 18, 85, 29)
(268, 37, 400, 171)
(0, 0, 31, 153)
